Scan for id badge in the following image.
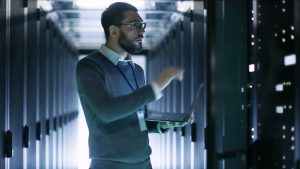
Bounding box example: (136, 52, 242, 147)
(137, 110, 147, 131)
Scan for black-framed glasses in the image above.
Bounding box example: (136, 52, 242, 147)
(117, 22, 146, 31)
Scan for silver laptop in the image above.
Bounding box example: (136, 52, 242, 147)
(145, 83, 204, 122)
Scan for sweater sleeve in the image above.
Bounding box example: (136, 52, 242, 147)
(76, 59, 156, 123)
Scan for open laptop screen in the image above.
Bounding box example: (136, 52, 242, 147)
(145, 83, 204, 122)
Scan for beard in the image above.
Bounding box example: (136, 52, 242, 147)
(118, 31, 142, 53)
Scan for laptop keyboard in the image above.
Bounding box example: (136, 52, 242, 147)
(160, 113, 188, 121)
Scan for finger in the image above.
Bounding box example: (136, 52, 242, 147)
(160, 122, 170, 129)
(165, 122, 171, 128)
(177, 74, 184, 81)
(175, 122, 185, 127)
(187, 116, 193, 123)
(168, 122, 177, 128)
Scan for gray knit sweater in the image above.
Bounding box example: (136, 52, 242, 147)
(76, 51, 158, 168)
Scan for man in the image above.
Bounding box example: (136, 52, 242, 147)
(76, 2, 189, 169)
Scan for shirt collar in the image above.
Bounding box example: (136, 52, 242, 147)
(99, 45, 135, 67)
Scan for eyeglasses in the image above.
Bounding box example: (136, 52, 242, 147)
(117, 22, 146, 31)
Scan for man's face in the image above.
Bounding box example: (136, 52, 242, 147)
(117, 11, 145, 53)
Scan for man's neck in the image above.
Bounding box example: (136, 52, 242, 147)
(105, 42, 127, 59)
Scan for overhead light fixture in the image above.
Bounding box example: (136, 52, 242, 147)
(37, 1, 59, 21)
(177, 1, 193, 12)
(37, 1, 53, 11)
(150, 1, 156, 8)
(74, 0, 145, 10)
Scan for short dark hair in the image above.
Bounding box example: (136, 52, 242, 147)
(101, 2, 138, 40)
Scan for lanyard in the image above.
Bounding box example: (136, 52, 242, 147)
(116, 63, 146, 131)
(116, 63, 139, 92)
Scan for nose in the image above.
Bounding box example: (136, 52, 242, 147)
(137, 23, 146, 33)
(140, 27, 145, 34)
(137, 27, 145, 35)
(140, 25, 145, 33)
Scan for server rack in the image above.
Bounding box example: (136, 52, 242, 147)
(182, 10, 193, 169)
(9, 0, 25, 168)
(295, 1, 300, 168)
(174, 20, 183, 169)
(45, 16, 50, 169)
(38, 9, 47, 168)
(193, 2, 206, 169)
(0, 0, 6, 168)
(26, 1, 38, 168)
(147, 2, 206, 168)
(170, 25, 182, 169)
(249, 0, 299, 168)
(165, 34, 173, 169)
(0, 0, 79, 168)
(52, 26, 60, 169)
(206, 0, 249, 168)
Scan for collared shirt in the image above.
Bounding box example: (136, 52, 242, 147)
(99, 44, 134, 67)
(99, 45, 162, 100)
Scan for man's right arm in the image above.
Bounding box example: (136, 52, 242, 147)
(76, 59, 156, 123)
(76, 59, 184, 124)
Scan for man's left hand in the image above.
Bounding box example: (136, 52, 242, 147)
(160, 116, 192, 129)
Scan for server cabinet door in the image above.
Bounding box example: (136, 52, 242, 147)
(50, 24, 60, 169)
(249, 1, 297, 168)
(182, 11, 193, 169)
(206, 0, 248, 168)
(170, 27, 179, 169)
(38, 10, 48, 169)
(10, 0, 25, 168)
(193, 2, 206, 169)
(26, 1, 38, 168)
(175, 22, 183, 169)
(47, 19, 55, 169)
(295, 0, 300, 167)
(0, 0, 7, 168)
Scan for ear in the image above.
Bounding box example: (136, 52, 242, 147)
(109, 25, 119, 38)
